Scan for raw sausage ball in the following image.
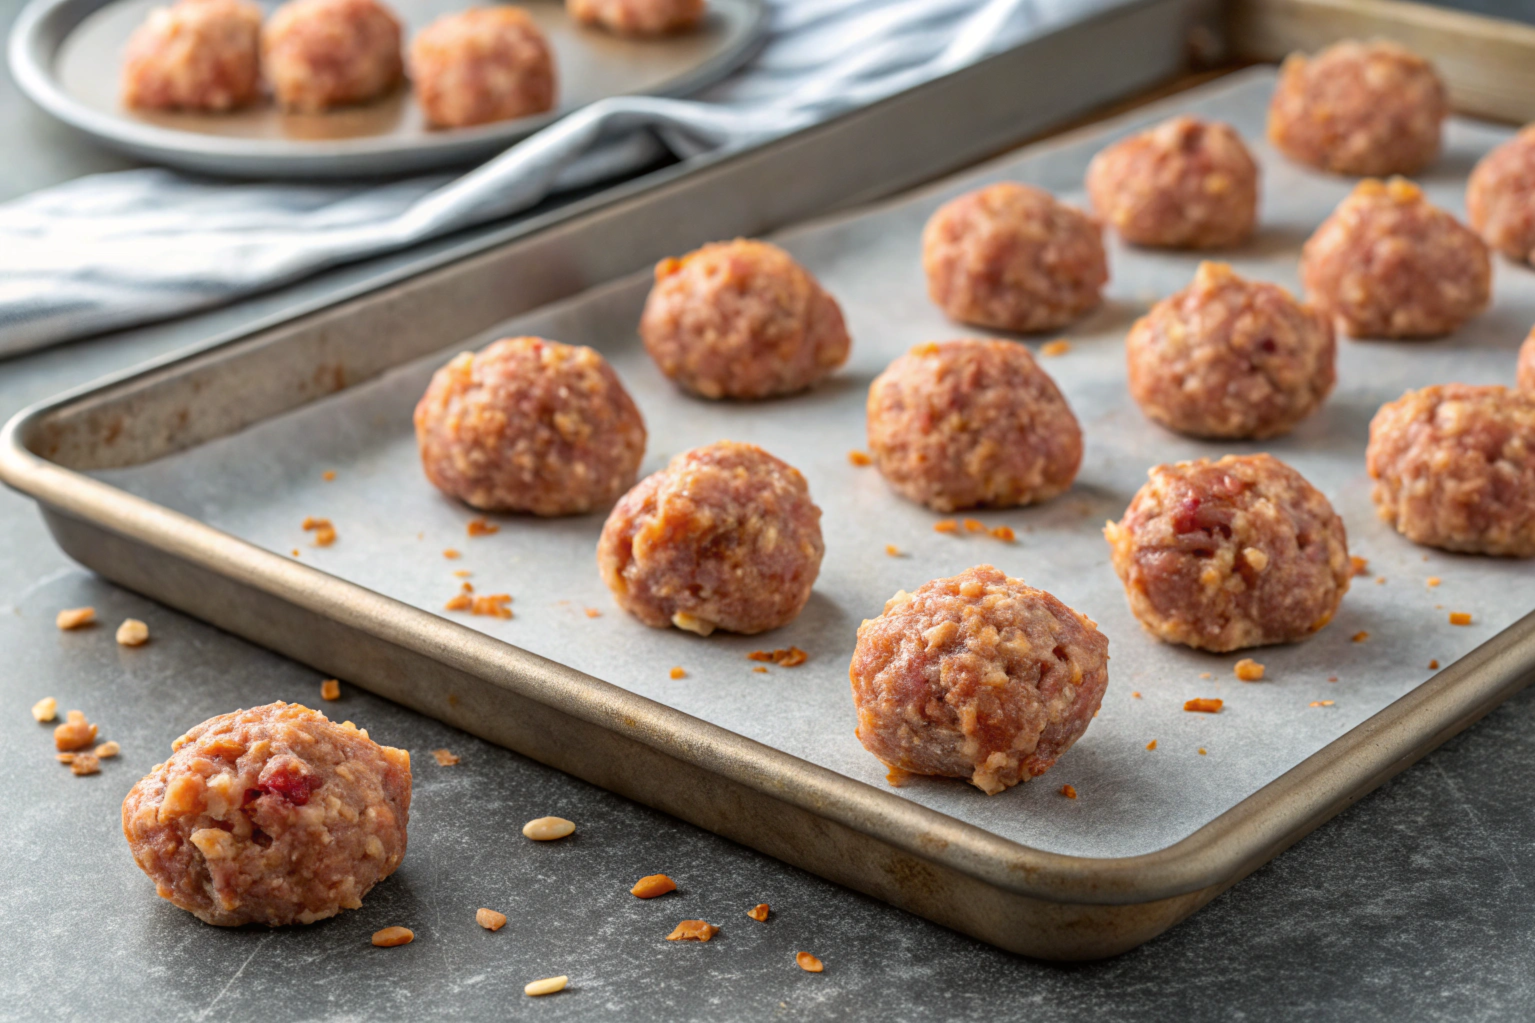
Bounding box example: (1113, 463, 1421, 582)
(1301, 177, 1490, 339)
(849, 565, 1109, 796)
(1104, 453, 1351, 652)
(923, 182, 1107, 334)
(568, 0, 704, 35)
(122, 702, 412, 927)
(121, 0, 263, 112)
(597, 441, 823, 636)
(263, 0, 403, 113)
(639, 239, 851, 400)
(866, 338, 1082, 512)
(414, 336, 646, 516)
(1086, 116, 1259, 249)
(1367, 384, 1535, 557)
(409, 7, 556, 129)
(1127, 261, 1335, 439)
(1267, 39, 1447, 177)
(1467, 125, 1535, 265)
(1521, 329, 1535, 393)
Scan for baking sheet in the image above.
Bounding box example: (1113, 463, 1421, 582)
(97, 69, 1535, 859)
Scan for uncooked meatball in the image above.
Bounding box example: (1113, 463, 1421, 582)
(1467, 125, 1535, 265)
(865, 338, 1081, 512)
(639, 239, 851, 400)
(414, 336, 646, 516)
(121, 0, 262, 112)
(1104, 454, 1351, 652)
(1267, 39, 1447, 177)
(1520, 329, 1535, 393)
(409, 7, 556, 129)
(597, 441, 823, 635)
(263, 0, 403, 113)
(568, 0, 704, 35)
(1367, 384, 1535, 557)
(923, 182, 1107, 333)
(1127, 261, 1335, 439)
(1086, 116, 1259, 249)
(1301, 177, 1490, 339)
(849, 565, 1108, 796)
(122, 702, 411, 927)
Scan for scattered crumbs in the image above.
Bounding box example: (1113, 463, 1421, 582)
(454, 569, 472, 578)
(1351, 631, 1369, 643)
(524, 977, 568, 998)
(752, 666, 768, 674)
(1145, 739, 1157, 751)
(470, 594, 513, 619)
(116, 619, 149, 647)
(1309, 700, 1336, 708)
(885, 544, 902, 557)
(1449, 612, 1472, 626)
(292, 549, 301, 557)
(94, 741, 120, 758)
(476, 908, 508, 931)
(1040, 339, 1071, 357)
(432, 749, 460, 766)
(1198, 747, 1208, 756)
(1375, 577, 1386, 585)
(1233, 658, 1265, 682)
(443, 548, 461, 559)
(847, 450, 872, 467)
(1199, 672, 1212, 680)
(991, 525, 1016, 542)
(584, 607, 602, 618)
(886, 765, 912, 788)
(1059, 784, 1078, 799)
(1426, 576, 1441, 588)
(461, 581, 474, 593)
(54, 710, 98, 751)
(1327, 675, 1339, 683)
(522, 816, 575, 841)
(322, 470, 336, 482)
(1184, 698, 1223, 713)
(747, 647, 808, 667)
(1130, 691, 1141, 699)
(1436, 604, 1444, 610)
(321, 679, 341, 701)
(467, 518, 499, 537)
(747, 904, 770, 922)
(933, 519, 959, 534)
(444, 594, 472, 611)
(795, 952, 825, 974)
(31, 697, 57, 723)
(631, 874, 678, 899)
(1429, 659, 1440, 670)
(665, 920, 719, 943)
(69, 752, 101, 776)
(1349, 556, 1369, 577)
(55, 607, 95, 631)
(302, 516, 336, 547)
(417, 532, 424, 540)
(963, 518, 986, 533)
(371, 927, 414, 948)
(670, 666, 686, 680)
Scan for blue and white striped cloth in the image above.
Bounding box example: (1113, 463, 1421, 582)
(0, 0, 1127, 355)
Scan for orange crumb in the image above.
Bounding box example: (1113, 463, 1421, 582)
(1060, 784, 1078, 799)
(1040, 339, 1071, 357)
(991, 525, 1016, 542)
(292, 549, 301, 557)
(1428, 659, 1440, 669)
(94, 741, 120, 758)
(467, 518, 499, 537)
(1184, 698, 1223, 713)
(933, 520, 958, 534)
(444, 594, 472, 611)
(461, 581, 474, 593)
(432, 749, 459, 766)
(371, 927, 414, 948)
(55, 607, 95, 631)
(443, 548, 461, 559)
(752, 666, 768, 674)
(1198, 747, 1208, 755)
(454, 569, 472, 578)
(31, 697, 57, 723)
(1309, 700, 1335, 708)
(584, 607, 602, 618)
(747, 904, 770, 922)
(1131, 691, 1141, 699)
(320, 679, 341, 701)
(471, 594, 513, 619)
(1449, 612, 1472, 626)
(302, 517, 336, 546)
(885, 765, 912, 787)
(70, 753, 101, 776)
(796, 952, 824, 973)
(322, 470, 336, 482)
(1233, 659, 1265, 682)
(1427, 576, 1441, 588)
(54, 711, 98, 751)
(1351, 631, 1369, 643)
(1349, 556, 1369, 577)
(670, 667, 686, 680)
(630, 874, 677, 899)
(885, 544, 902, 557)
(1328, 675, 1339, 682)
(776, 647, 808, 667)
(747, 650, 774, 662)
(1199, 672, 1212, 680)
(1375, 577, 1386, 585)
(476, 908, 507, 931)
(963, 518, 986, 533)
(847, 450, 872, 467)
(1145, 740, 1158, 751)
(665, 920, 719, 943)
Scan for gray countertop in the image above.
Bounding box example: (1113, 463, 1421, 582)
(2, 2, 1534, 1019)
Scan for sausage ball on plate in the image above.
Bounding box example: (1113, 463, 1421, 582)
(1301, 177, 1490, 339)
(121, 0, 263, 112)
(597, 441, 823, 636)
(1127, 261, 1335, 439)
(849, 565, 1108, 796)
(123, 702, 411, 927)
(568, 0, 704, 35)
(866, 338, 1081, 512)
(409, 7, 556, 129)
(263, 0, 403, 112)
(1105, 454, 1351, 652)
(1467, 125, 1535, 265)
(639, 239, 850, 400)
(923, 182, 1107, 334)
(1367, 384, 1535, 557)
(1267, 39, 1447, 177)
(1085, 115, 1259, 249)
(1520, 329, 1535, 393)
(414, 336, 646, 516)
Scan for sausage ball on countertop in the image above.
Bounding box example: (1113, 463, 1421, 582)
(1086, 116, 1259, 249)
(1301, 178, 1490, 339)
(1127, 262, 1335, 439)
(866, 338, 1081, 512)
(639, 239, 851, 400)
(1105, 454, 1351, 652)
(1520, 329, 1535, 393)
(1267, 39, 1447, 177)
(121, 0, 263, 112)
(1467, 125, 1535, 265)
(923, 182, 1107, 334)
(263, 0, 403, 112)
(414, 336, 646, 516)
(409, 7, 556, 129)
(568, 0, 704, 35)
(1367, 384, 1535, 557)
(849, 565, 1109, 796)
(598, 441, 823, 636)
(123, 702, 411, 927)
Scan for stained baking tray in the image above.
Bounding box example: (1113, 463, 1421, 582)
(6, 22, 1535, 961)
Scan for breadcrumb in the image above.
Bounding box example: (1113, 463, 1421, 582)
(885, 544, 902, 556)
(432, 749, 460, 766)
(990, 525, 1016, 542)
(302, 517, 336, 546)
(1233, 659, 1265, 682)
(885, 765, 912, 787)
(467, 518, 499, 537)
(752, 666, 768, 674)
(31, 697, 57, 723)
(848, 451, 872, 466)
(630, 874, 677, 899)
(1351, 631, 1369, 643)
(963, 518, 986, 533)
(1449, 612, 1472, 626)
(1131, 691, 1141, 699)
(1059, 784, 1078, 799)
(933, 520, 958, 534)
(471, 594, 513, 619)
(1184, 698, 1223, 713)
(1145, 739, 1157, 750)
(670, 667, 686, 680)
(1199, 672, 1212, 680)
(443, 548, 461, 559)
(1426, 577, 1441, 588)
(1040, 339, 1071, 357)
(747, 903, 769, 922)
(94, 741, 120, 758)
(444, 594, 472, 611)
(1198, 747, 1208, 755)
(55, 607, 95, 630)
(454, 570, 473, 578)
(665, 920, 719, 942)
(69, 752, 101, 776)
(371, 927, 414, 947)
(795, 952, 824, 973)
(1429, 659, 1440, 669)
(320, 679, 341, 701)
(1309, 700, 1335, 707)
(1375, 577, 1386, 585)
(322, 470, 336, 481)
(476, 908, 508, 931)
(1349, 556, 1369, 577)
(115, 619, 149, 646)
(54, 710, 98, 751)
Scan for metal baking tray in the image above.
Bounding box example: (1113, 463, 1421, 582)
(7, 21, 1535, 961)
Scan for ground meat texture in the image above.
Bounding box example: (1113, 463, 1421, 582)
(597, 441, 823, 635)
(1367, 384, 1535, 557)
(121, 0, 262, 112)
(848, 565, 1108, 795)
(1301, 178, 1490, 339)
(568, 0, 704, 35)
(415, 336, 646, 516)
(1127, 261, 1335, 439)
(1467, 126, 1535, 265)
(263, 0, 403, 113)
(923, 183, 1107, 334)
(1085, 116, 1259, 249)
(865, 338, 1081, 512)
(1267, 40, 1447, 177)
(638, 240, 850, 400)
(1521, 330, 1535, 393)
(122, 702, 411, 927)
(409, 7, 556, 129)
(1105, 454, 1351, 652)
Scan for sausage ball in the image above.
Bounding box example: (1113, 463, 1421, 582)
(923, 182, 1107, 334)
(639, 240, 851, 400)
(1085, 116, 1259, 249)
(1267, 39, 1447, 177)
(1520, 329, 1535, 393)
(568, 0, 704, 35)
(849, 565, 1109, 796)
(597, 441, 823, 636)
(1367, 384, 1535, 557)
(866, 338, 1082, 512)
(1467, 125, 1535, 265)
(121, 0, 263, 112)
(414, 336, 646, 516)
(409, 7, 556, 129)
(263, 0, 403, 113)
(1301, 178, 1490, 339)
(1104, 454, 1351, 652)
(1127, 261, 1335, 439)
(123, 702, 411, 927)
